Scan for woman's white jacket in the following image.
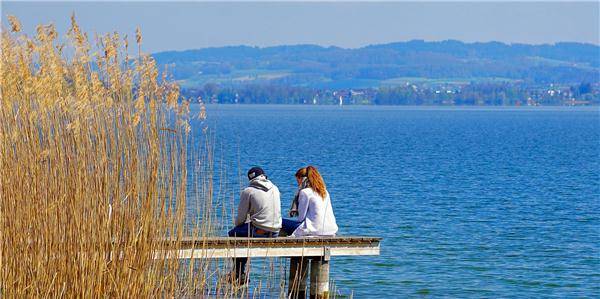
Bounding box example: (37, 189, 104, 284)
(291, 188, 338, 237)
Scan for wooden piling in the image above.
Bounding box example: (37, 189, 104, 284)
(289, 257, 309, 298)
(309, 257, 330, 299)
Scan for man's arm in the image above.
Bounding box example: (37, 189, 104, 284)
(234, 190, 250, 226)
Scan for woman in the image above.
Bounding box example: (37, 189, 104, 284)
(282, 166, 338, 237)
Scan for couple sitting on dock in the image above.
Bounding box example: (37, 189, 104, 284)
(229, 165, 338, 238)
(227, 165, 338, 284)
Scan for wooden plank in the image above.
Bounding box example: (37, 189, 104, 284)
(155, 244, 379, 259)
(152, 236, 381, 259)
(158, 236, 381, 249)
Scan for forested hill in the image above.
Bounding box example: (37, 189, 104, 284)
(152, 40, 599, 89)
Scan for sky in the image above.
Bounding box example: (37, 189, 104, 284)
(2, 1, 599, 54)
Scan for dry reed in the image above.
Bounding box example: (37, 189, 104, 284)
(0, 15, 206, 297)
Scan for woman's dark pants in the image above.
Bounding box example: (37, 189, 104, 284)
(281, 218, 302, 236)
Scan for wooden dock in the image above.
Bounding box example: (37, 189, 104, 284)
(158, 236, 381, 298)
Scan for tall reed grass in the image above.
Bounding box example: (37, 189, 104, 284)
(0, 15, 212, 297)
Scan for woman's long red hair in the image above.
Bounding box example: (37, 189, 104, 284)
(305, 166, 327, 199)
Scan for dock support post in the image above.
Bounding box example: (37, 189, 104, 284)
(309, 253, 330, 299)
(289, 257, 309, 299)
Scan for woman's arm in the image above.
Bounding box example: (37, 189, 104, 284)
(289, 190, 299, 217)
(296, 190, 310, 222)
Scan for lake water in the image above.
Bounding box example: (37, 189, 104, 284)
(191, 105, 599, 298)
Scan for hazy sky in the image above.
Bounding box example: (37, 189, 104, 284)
(2, 1, 599, 53)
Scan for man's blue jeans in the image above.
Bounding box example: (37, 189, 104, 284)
(228, 222, 279, 238)
(228, 223, 279, 282)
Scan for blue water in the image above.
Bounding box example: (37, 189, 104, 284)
(191, 105, 599, 298)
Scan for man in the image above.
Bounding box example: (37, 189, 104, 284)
(228, 166, 282, 284)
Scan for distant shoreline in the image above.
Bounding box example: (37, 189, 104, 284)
(198, 103, 600, 111)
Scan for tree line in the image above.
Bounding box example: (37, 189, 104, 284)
(181, 82, 599, 106)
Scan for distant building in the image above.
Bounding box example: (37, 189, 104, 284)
(527, 97, 539, 106)
(567, 99, 591, 106)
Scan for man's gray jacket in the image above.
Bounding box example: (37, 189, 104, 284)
(235, 175, 282, 232)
